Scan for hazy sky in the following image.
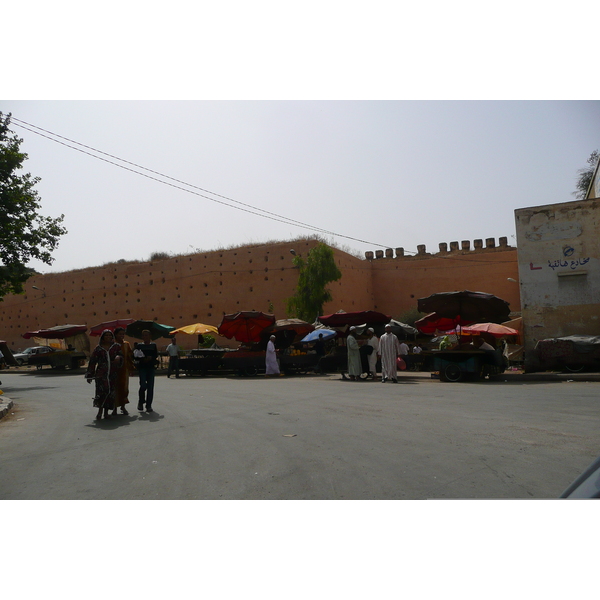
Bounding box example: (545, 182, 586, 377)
(4, 3, 596, 585)
(3, 100, 599, 273)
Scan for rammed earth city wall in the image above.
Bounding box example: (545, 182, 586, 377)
(366, 238, 519, 318)
(0, 237, 519, 352)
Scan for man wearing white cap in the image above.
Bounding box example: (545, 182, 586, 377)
(346, 326, 362, 381)
(378, 323, 401, 383)
(265, 335, 281, 376)
(366, 328, 379, 380)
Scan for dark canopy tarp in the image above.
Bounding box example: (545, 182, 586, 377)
(537, 335, 600, 354)
(22, 324, 88, 339)
(417, 290, 510, 324)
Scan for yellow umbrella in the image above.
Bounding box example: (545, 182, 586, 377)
(170, 323, 219, 336)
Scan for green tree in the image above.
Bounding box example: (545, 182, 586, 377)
(0, 112, 67, 298)
(573, 150, 599, 199)
(286, 243, 342, 322)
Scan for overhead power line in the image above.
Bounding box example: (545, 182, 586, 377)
(10, 116, 396, 251)
(10, 116, 514, 266)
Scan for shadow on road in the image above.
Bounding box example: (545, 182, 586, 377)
(0, 385, 59, 393)
(84, 414, 138, 429)
(137, 411, 164, 422)
(86, 414, 160, 429)
(14, 369, 86, 378)
(434, 376, 600, 385)
(84, 410, 165, 429)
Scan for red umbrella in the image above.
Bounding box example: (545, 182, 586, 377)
(22, 324, 88, 339)
(89, 318, 136, 336)
(318, 310, 391, 327)
(460, 323, 519, 338)
(414, 313, 473, 335)
(218, 311, 276, 343)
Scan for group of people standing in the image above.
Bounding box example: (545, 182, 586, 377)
(85, 328, 158, 420)
(346, 324, 412, 383)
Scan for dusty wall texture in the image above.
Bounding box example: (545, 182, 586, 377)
(367, 240, 519, 318)
(0, 237, 519, 352)
(515, 198, 600, 370)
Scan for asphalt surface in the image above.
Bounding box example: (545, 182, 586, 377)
(0, 369, 599, 499)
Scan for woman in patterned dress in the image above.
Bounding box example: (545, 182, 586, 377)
(85, 329, 123, 420)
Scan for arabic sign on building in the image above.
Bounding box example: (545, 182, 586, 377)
(514, 198, 600, 370)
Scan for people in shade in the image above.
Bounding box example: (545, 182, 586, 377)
(113, 327, 134, 416)
(134, 329, 159, 413)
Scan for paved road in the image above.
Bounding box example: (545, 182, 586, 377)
(0, 370, 598, 499)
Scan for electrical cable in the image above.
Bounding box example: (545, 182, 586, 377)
(10, 116, 397, 251)
(10, 116, 514, 265)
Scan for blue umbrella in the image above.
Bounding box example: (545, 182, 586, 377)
(300, 328, 337, 343)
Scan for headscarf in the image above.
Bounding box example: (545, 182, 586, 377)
(99, 329, 115, 346)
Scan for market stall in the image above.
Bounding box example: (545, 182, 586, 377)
(22, 324, 89, 370)
(416, 291, 512, 382)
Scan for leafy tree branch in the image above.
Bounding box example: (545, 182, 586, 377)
(0, 112, 67, 298)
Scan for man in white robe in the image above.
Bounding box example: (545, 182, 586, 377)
(366, 328, 379, 380)
(265, 335, 280, 376)
(378, 324, 401, 383)
(346, 326, 362, 380)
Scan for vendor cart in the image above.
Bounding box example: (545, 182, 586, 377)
(221, 349, 266, 376)
(432, 348, 506, 382)
(280, 351, 320, 374)
(179, 348, 229, 376)
(534, 335, 600, 373)
(28, 349, 87, 371)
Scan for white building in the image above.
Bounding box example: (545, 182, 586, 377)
(514, 197, 600, 371)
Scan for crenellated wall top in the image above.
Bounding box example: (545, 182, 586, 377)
(364, 237, 512, 260)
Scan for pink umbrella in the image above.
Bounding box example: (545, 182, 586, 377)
(460, 323, 519, 338)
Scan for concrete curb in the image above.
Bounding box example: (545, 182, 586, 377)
(0, 395, 14, 420)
